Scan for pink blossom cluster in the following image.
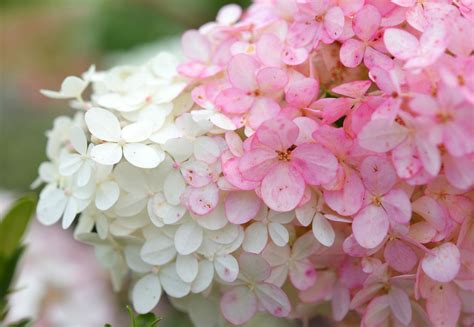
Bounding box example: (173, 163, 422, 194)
(177, 0, 474, 325)
(35, 0, 474, 326)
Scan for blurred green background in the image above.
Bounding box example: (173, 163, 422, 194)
(0, 0, 250, 192)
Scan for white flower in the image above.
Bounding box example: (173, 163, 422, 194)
(40, 76, 88, 99)
(85, 107, 165, 168)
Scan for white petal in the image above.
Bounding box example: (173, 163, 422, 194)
(160, 264, 191, 298)
(176, 254, 199, 283)
(76, 162, 93, 187)
(141, 237, 176, 265)
(62, 199, 78, 229)
(36, 188, 67, 225)
(312, 213, 336, 247)
(164, 171, 186, 206)
(206, 223, 240, 245)
(242, 222, 268, 254)
(194, 203, 228, 230)
(150, 52, 179, 79)
(268, 223, 289, 247)
(149, 123, 183, 144)
(121, 122, 153, 143)
(40, 76, 87, 99)
(114, 193, 147, 217)
(90, 143, 122, 165)
(214, 254, 239, 282)
(151, 193, 185, 225)
(210, 113, 237, 130)
(125, 245, 153, 273)
(85, 108, 121, 142)
(191, 260, 214, 293)
(133, 274, 162, 314)
(95, 181, 120, 210)
(59, 153, 82, 176)
(175, 220, 203, 255)
(154, 83, 187, 103)
(123, 143, 164, 169)
(162, 138, 193, 162)
(69, 125, 88, 155)
(194, 136, 221, 164)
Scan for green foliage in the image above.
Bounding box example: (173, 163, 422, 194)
(105, 305, 161, 327)
(0, 195, 36, 323)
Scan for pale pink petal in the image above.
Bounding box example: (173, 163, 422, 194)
(358, 119, 408, 153)
(282, 46, 308, 66)
(187, 183, 219, 216)
(340, 39, 366, 67)
(256, 67, 288, 93)
(254, 283, 291, 318)
(353, 5, 381, 41)
(324, 6, 345, 40)
(364, 47, 394, 71)
(181, 160, 213, 188)
(412, 196, 447, 232)
(287, 21, 317, 47)
(384, 239, 418, 273)
(324, 170, 364, 216)
(261, 163, 305, 212)
(292, 143, 338, 185)
(216, 87, 254, 114)
(256, 118, 299, 151)
(239, 148, 276, 182)
(362, 295, 391, 326)
(239, 252, 272, 282)
(384, 28, 419, 60)
(382, 189, 412, 224)
(353, 205, 389, 249)
(421, 242, 461, 283)
(388, 287, 412, 325)
(216, 4, 242, 25)
(444, 154, 474, 190)
(257, 33, 283, 67)
(227, 54, 259, 92)
(220, 286, 257, 325)
(248, 98, 281, 130)
(426, 282, 461, 327)
(415, 136, 441, 176)
(285, 77, 319, 108)
(360, 156, 397, 195)
(332, 282, 350, 321)
(225, 131, 244, 157)
(289, 259, 317, 291)
(225, 191, 261, 224)
(222, 156, 261, 190)
(182, 30, 211, 62)
(312, 213, 336, 247)
(332, 80, 371, 98)
(339, 0, 364, 15)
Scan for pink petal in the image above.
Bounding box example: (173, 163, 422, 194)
(255, 283, 291, 318)
(312, 98, 352, 124)
(382, 189, 412, 224)
(225, 131, 244, 157)
(186, 183, 219, 216)
(340, 38, 366, 67)
(222, 155, 260, 190)
(421, 242, 461, 283)
(282, 46, 308, 66)
(256, 67, 288, 93)
(364, 46, 394, 70)
(415, 136, 441, 176)
(331, 80, 371, 98)
(412, 196, 447, 232)
(343, 234, 370, 257)
(324, 170, 364, 216)
(256, 118, 299, 151)
(358, 119, 408, 153)
(181, 161, 212, 188)
(227, 54, 259, 92)
(360, 156, 397, 195)
(248, 98, 281, 130)
(384, 239, 418, 273)
(444, 154, 474, 190)
(261, 163, 305, 212)
(239, 148, 276, 182)
(388, 287, 412, 325)
(225, 191, 261, 224)
(216, 87, 254, 114)
(324, 6, 345, 40)
(384, 28, 419, 60)
(292, 143, 338, 185)
(289, 259, 317, 291)
(353, 5, 382, 41)
(220, 286, 258, 325)
(332, 282, 350, 321)
(285, 77, 319, 108)
(257, 33, 283, 67)
(362, 295, 391, 326)
(287, 21, 317, 47)
(426, 282, 461, 327)
(182, 30, 211, 62)
(353, 205, 389, 249)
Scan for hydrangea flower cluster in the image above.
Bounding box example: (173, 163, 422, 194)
(35, 1, 474, 326)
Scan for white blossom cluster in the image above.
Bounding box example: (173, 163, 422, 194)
(34, 52, 273, 320)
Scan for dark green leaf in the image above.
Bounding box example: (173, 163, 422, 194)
(0, 194, 36, 256)
(7, 318, 32, 327)
(0, 246, 25, 320)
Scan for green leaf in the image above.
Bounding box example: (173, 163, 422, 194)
(0, 194, 36, 256)
(0, 246, 26, 320)
(7, 318, 32, 327)
(123, 305, 161, 327)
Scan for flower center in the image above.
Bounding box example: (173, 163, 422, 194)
(276, 144, 297, 162)
(457, 75, 465, 86)
(315, 15, 323, 23)
(372, 196, 382, 206)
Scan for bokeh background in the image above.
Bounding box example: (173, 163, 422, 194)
(0, 1, 250, 326)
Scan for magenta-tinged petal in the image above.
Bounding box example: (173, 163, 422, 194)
(187, 183, 219, 216)
(239, 148, 276, 182)
(289, 259, 317, 291)
(227, 54, 259, 92)
(313, 98, 352, 124)
(220, 286, 258, 325)
(282, 46, 308, 66)
(353, 5, 382, 41)
(426, 282, 461, 327)
(415, 136, 441, 176)
(382, 189, 412, 224)
(360, 156, 397, 195)
(222, 156, 260, 190)
(285, 77, 319, 108)
(444, 154, 474, 190)
(287, 21, 317, 47)
(292, 143, 338, 186)
(421, 243, 461, 283)
(181, 30, 211, 62)
(384, 28, 419, 60)
(324, 6, 345, 40)
(255, 283, 291, 318)
(384, 239, 418, 273)
(412, 196, 447, 232)
(332, 80, 371, 98)
(256, 67, 288, 93)
(358, 119, 408, 153)
(256, 118, 299, 151)
(215, 87, 254, 114)
(340, 38, 366, 67)
(324, 170, 364, 216)
(225, 191, 261, 224)
(261, 163, 305, 212)
(353, 205, 389, 249)
(248, 98, 281, 130)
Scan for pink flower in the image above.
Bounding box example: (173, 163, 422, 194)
(239, 117, 338, 211)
